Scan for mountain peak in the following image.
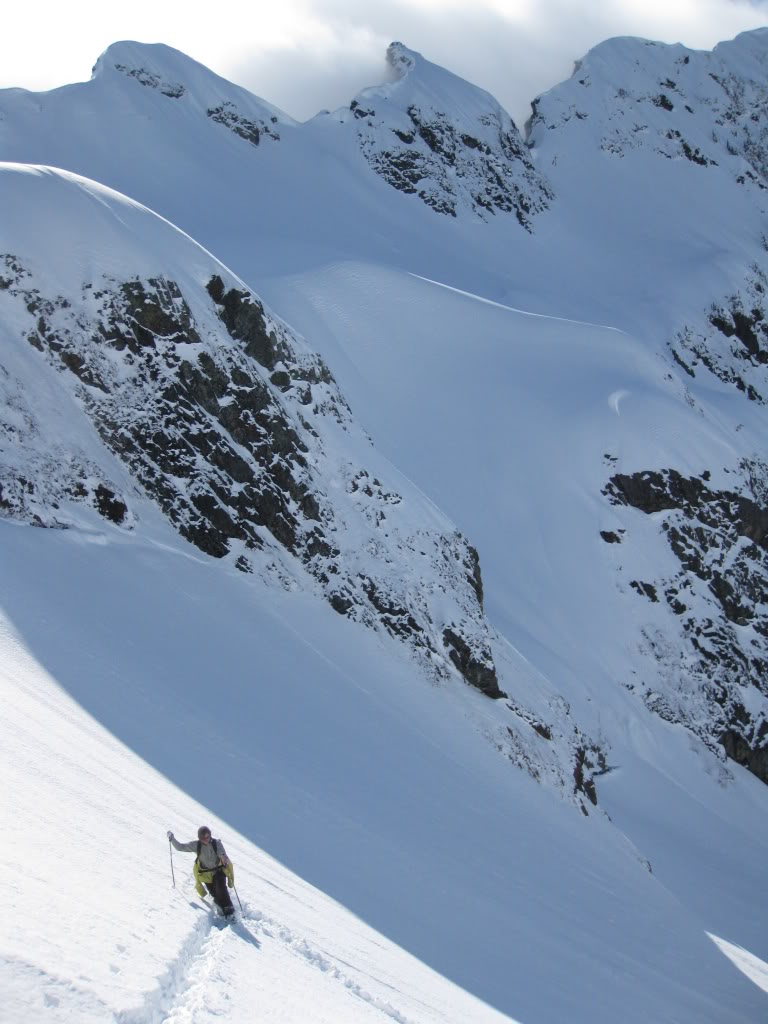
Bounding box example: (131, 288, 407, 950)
(91, 39, 293, 127)
(343, 41, 553, 224)
(92, 39, 201, 95)
(529, 26, 768, 198)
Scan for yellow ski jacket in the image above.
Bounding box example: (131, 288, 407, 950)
(193, 856, 234, 898)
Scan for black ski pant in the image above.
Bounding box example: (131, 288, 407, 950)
(206, 869, 234, 914)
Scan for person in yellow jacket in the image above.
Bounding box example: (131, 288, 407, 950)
(168, 825, 235, 918)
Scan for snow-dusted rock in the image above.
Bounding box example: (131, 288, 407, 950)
(529, 30, 768, 197)
(672, 265, 768, 403)
(337, 43, 553, 224)
(0, 164, 500, 698)
(604, 464, 768, 782)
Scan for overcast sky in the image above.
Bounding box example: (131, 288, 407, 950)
(4, 1, 768, 127)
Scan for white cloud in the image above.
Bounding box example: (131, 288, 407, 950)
(2, 1, 767, 127)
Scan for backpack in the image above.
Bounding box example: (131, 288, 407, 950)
(196, 838, 220, 862)
(192, 838, 234, 899)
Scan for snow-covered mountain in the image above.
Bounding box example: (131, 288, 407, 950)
(2, 28, 768, 1024)
(0, 164, 500, 697)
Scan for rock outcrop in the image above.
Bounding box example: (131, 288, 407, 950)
(342, 43, 552, 224)
(604, 464, 768, 783)
(0, 168, 501, 700)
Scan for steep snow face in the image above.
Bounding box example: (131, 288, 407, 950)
(0, 38, 537, 292)
(0, 163, 499, 697)
(1, 32, 765, 787)
(262, 257, 768, 797)
(332, 42, 553, 224)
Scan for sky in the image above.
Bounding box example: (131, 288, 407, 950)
(4, 1, 768, 128)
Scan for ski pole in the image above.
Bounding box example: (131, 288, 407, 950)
(233, 883, 243, 911)
(169, 838, 176, 888)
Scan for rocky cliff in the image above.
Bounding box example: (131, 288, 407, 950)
(0, 165, 501, 699)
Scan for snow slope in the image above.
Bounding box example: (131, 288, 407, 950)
(2, 29, 768, 1024)
(4, 520, 768, 1024)
(1, 164, 766, 1023)
(1, 534, 515, 1024)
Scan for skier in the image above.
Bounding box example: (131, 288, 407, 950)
(167, 825, 236, 918)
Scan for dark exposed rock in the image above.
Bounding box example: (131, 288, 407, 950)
(630, 580, 658, 602)
(1, 258, 498, 697)
(355, 81, 552, 225)
(207, 102, 280, 146)
(720, 725, 768, 784)
(681, 140, 714, 166)
(573, 745, 606, 805)
(101, 278, 198, 354)
(329, 592, 354, 615)
(671, 267, 768, 403)
(361, 575, 423, 639)
(710, 308, 767, 361)
(463, 543, 484, 606)
(608, 468, 697, 513)
(207, 275, 290, 371)
(19, 275, 319, 559)
(408, 106, 451, 158)
(114, 64, 185, 98)
(94, 484, 127, 524)
(350, 100, 375, 120)
(59, 349, 109, 392)
(442, 627, 505, 698)
(606, 463, 768, 784)
(502, 697, 611, 810)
